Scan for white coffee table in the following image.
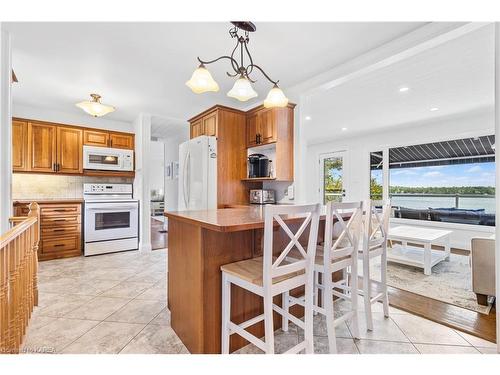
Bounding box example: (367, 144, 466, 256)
(387, 225, 452, 275)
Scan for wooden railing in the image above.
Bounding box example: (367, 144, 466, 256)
(0, 203, 40, 354)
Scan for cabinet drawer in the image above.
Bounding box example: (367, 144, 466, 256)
(40, 204, 81, 216)
(41, 224, 80, 237)
(40, 235, 81, 255)
(41, 214, 80, 226)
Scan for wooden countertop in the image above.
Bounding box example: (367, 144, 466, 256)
(165, 206, 329, 233)
(13, 199, 83, 205)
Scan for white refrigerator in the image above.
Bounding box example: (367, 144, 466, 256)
(178, 135, 217, 211)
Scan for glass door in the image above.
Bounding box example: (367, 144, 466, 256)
(319, 151, 347, 204)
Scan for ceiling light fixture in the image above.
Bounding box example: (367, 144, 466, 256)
(430, 107, 439, 112)
(305, 116, 312, 121)
(341, 127, 347, 131)
(186, 21, 288, 107)
(399, 87, 409, 92)
(76, 94, 115, 117)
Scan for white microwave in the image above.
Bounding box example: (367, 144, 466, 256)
(83, 145, 134, 171)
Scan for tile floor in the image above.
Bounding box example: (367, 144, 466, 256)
(21, 249, 497, 354)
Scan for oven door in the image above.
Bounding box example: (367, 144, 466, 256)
(85, 201, 138, 242)
(83, 146, 123, 171)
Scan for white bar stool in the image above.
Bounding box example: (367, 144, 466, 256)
(283, 201, 364, 353)
(220, 203, 321, 354)
(359, 200, 392, 331)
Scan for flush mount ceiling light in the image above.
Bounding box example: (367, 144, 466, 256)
(76, 94, 115, 117)
(399, 86, 409, 92)
(186, 21, 288, 107)
(430, 107, 439, 112)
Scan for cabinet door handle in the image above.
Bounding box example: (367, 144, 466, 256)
(54, 244, 65, 247)
(52, 163, 56, 171)
(110, 139, 113, 147)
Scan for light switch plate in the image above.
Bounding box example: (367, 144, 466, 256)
(287, 185, 294, 200)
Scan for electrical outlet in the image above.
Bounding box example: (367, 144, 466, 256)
(287, 185, 294, 200)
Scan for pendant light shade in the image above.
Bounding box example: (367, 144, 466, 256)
(227, 76, 258, 102)
(186, 64, 219, 94)
(264, 84, 289, 108)
(76, 94, 115, 117)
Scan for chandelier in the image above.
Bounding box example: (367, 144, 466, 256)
(76, 94, 115, 117)
(186, 22, 289, 108)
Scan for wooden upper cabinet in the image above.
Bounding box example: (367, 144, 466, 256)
(189, 109, 220, 139)
(13, 118, 135, 175)
(28, 122, 57, 173)
(258, 109, 277, 144)
(245, 104, 295, 181)
(246, 113, 259, 147)
(12, 120, 28, 171)
(84, 129, 134, 149)
(203, 112, 218, 137)
(190, 119, 204, 138)
(57, 126, 83, 174)
(110, 132, 134, 149)
(246, 109, 277, 147)
(83, 129, 109, 147)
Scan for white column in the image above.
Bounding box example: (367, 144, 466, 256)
(495, 22, 500, 354)
(0, 26, 12, 233)
(294, 93, 308, 203)
(133, 113, 152, 252)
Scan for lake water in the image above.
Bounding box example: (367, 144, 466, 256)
(391, 196, 496, 214)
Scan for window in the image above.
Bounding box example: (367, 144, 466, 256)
(389, 135, 495, 226)
(370, 151, 383, 200)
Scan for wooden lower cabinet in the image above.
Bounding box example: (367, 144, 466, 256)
(14, 201, 82, 261)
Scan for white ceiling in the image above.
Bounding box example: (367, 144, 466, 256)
(304, 24, 495, 144)
(5, 22, 425, 131)
(151, 116, 188, 139)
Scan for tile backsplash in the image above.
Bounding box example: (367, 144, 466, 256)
(12, 174, 133, 200)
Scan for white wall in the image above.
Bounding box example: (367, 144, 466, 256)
(150, 140, 165, 200)
(13, 104, 133, 132)
(0, 26, 12, 233)
(163, 132, 189, 217)
(304, 110, 495, 250)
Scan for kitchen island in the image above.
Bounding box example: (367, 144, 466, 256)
(165, 206, 329, 354)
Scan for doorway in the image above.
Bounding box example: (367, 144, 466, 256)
(319, 151, 348, 204)
(150, 139, 167, 250)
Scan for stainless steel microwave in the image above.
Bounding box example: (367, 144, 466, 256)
(83, 145, 134, 171)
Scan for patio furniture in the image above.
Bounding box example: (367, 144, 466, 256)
(387, 225, 452, 275)
(470, 235, 495, 306)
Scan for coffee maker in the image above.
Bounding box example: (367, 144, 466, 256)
(248, 154, 269, 178)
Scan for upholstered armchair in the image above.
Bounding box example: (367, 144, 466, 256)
(470, 235, 495, 305)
